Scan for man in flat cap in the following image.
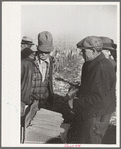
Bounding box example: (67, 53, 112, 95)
(100, 36, 117, 127)
(100, 36, 117, 71)
(66, 36, 116, 144)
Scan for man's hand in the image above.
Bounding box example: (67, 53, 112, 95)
(31, 94, 40, 100)
(68, 99, 74, 109)
(68, 86, 79, 99)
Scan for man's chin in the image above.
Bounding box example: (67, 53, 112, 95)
(84, 58, 88, 61)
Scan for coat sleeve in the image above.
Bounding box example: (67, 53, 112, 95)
(73, 66, 114, 111)
(21, 61, 25, 82)
(47, 57, 54, 106)
(48, 56, 54, 94)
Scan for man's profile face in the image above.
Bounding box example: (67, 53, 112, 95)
(38, 51, 50, 60)
(81, 48, 94, 62)
(21, 44, 27, 51)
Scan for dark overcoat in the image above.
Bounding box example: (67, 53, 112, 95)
(67, 53, 116, 143)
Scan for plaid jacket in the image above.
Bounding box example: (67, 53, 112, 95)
(21, 56, 54, 105)
(30, 58, 50, 101)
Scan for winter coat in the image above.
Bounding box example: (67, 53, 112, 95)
(73, 53, 116, 118)
(21, 48, 34, 60)
(21, 56, 54, 106)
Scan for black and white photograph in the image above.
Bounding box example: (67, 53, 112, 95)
(2, 1, 120, 147)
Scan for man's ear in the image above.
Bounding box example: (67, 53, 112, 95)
(92, 48, 98, 57)
(92, 48, 96, 53)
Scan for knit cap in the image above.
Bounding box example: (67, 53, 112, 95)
(38, 31, 54, 52)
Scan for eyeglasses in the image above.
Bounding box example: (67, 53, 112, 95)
(38, 51, 50, 54)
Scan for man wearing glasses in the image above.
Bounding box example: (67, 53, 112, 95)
(66, 36, 116, 144)
(21, 31, 54, 114)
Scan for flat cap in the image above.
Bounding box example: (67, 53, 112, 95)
(77, 36, 103, 49)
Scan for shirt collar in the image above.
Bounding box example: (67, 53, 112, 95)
(35, 56, 50, 64)
(44, 57, 50, 64)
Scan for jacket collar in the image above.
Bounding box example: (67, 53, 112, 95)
(35, 56, 50, 64)
(84, 53, 106, 71)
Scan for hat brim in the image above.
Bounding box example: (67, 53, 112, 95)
(77, 46, 100, 50)
(38, 45, 54, 52)
(77, 46, 92, 49)
(21, 42, 35, 45)
(102, 47, 115, 51)
(102, 43, 117, 50)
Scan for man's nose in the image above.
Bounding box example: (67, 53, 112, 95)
(42, 53, 46, 56)
(79, 51, 83, 55)
(40, 53, 45, 56)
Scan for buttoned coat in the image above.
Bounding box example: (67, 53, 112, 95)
(74, 53, 116, 118)
(67, 53, 116, 143)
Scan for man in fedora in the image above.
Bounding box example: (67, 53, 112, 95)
(21, 36, 36, 60)
(100, 36, 117, 130)
(66, 36, 116, 144)
(100, 36, 117, 71)
(21, 31, 54, 116)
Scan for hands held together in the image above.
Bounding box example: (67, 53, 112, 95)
(66, 86, 79, 109)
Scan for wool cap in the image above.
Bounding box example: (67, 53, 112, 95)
(77, 36, 103, 50)
(21, 36, 34, 45)
(99, 37, 117, 51)
(38, 31, 54, 52)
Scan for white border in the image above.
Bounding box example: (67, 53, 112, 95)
(2, 1, 120, 147)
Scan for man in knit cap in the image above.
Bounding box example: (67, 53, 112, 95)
(21, 31, 54, 117)
(66, 36, 116, 144)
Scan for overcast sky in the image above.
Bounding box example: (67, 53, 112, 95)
(21, 4, 118, 45)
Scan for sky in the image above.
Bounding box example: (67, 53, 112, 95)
(21, 3, 118, 45)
